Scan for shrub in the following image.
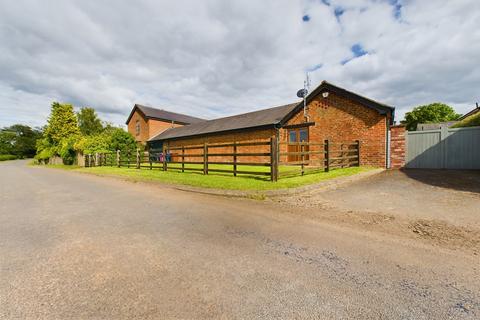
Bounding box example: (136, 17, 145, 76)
(58, 136, 78, 165)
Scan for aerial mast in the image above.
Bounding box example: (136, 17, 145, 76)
(296, 72, 311, 121)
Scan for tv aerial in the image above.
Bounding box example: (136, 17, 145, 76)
(296, 72, 311, 119)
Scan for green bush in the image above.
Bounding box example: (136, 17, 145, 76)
(0, 154, 17, 161)
(74, 127, 138, 155)
(58, 136, 78, 165)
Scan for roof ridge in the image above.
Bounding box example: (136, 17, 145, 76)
(319, 80, 392, 108)
(198, 102, 300, 123)
(136, 104, 203, 119)
(148, 102, 299, 142)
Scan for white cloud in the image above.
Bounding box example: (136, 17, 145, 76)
(0, 0, 479, 128)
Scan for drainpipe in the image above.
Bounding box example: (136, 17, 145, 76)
(386, 115, 391, 169)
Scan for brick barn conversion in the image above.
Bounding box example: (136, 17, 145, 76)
(126, 104, 205, 144)
(126, 81, 395, 168)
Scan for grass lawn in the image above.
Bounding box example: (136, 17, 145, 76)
(46, 163, 374, 191)
(42, 164, 81, 170)
(0, 155, 17, 161)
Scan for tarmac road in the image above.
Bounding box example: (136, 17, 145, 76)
(0, 160, 479, 319)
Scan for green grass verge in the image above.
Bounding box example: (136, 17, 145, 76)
(44, 163, 373, 191)
(43, 164, 81, 170)
(0, 155, 17, 161)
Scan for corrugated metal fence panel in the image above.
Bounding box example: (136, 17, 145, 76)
(406, 130, 442, 168)
(445, 127, 480, 169)
(406, 126, 480, 169)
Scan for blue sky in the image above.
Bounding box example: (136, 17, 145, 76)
(0, 0, 479, 127)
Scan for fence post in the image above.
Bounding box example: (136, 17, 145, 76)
(301, 144, 305, 176)
(270, 137, 278, 182)
(356, 140, 360, 167)
(181, 146, 185, 173)
(117, 150, 120, 167)
(85, 154, 89, 167)
(233, 141, 237, 177)
(149, 150, 152, 170)
(162, 144, 167, 171)
(135, 148, 140, 169)
(95, 152, 99, 167)
(324, 140, 330, 172)
(203, 142, 208, 175)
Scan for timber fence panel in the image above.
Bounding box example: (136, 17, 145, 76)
(406, 126, 480, 169)
(86, 139, 361, 181)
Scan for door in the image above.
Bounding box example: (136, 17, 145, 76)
(287, 128, 309, 162)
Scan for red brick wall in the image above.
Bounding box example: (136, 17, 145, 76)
(390, 125, 406, 169)
(127, 109, 184, 144)
(281, 92, 390, 167)
(148, 119, 182, 139)
(127, 110, 149, 143)
(166, 128, 275, 163)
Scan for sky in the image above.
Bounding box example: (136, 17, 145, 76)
(0, 0, 479, 128)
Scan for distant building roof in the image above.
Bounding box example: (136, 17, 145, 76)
(149, 81, 395, 141)
(126, 104, 205, 125)
(458, 103, 480, 121)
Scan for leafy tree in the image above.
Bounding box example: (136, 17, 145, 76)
(35, 138, 56, 162)
(74, 133, 110, 155)
(43, 102, 80, 145)
(402, 103, 461, 131)
(74, 127, 137, 155)
(107, 127, 138, 153)
(0, 129, 14, 155)
(0, 125, 42, 158)
(77, 107, 103, 135)
(37, 102, 80, 164)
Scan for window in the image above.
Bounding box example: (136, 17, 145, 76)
(289, 130, 297, 143)
(135, 120, 140, 136)
(299, 128, 308, 142)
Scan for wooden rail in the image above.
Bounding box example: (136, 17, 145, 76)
(84, 139, 361, 182)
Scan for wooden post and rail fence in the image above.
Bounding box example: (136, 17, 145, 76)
(84, 139, 360, 182)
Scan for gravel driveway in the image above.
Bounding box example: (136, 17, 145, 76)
(1, 160, 479, 319)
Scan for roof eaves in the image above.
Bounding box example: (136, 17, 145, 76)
(148, 123, 276, 142)
(125, 104, 145, 124)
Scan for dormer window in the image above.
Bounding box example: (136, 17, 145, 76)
(135, 120, 140, 136)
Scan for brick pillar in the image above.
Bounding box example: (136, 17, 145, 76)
(390, 125, 406, 169)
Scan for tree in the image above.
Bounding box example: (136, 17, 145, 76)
(74, 127, 137, 155)
(77, 107, 103, 135)
(402, 103, 461, 131)
(43, 102, 80, 145)
(0, 125, 42, 158)
(37, 102, 81, 164)
(107, 127, 138, 152)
